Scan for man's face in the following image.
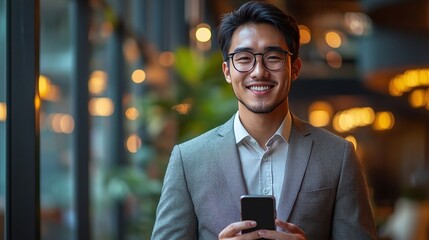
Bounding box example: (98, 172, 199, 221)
(222, 23, 301, 115)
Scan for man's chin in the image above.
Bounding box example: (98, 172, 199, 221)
(238, 97, 287, 114)
(243, 104, 276, 114)
(249, 108, 274, 114)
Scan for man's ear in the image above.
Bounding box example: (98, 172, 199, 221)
(291, 58, 302, 81)
(222, 62, 232, 84)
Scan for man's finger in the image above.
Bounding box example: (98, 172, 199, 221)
(275, 219, 305, 234)
(218, 221, 257, 238)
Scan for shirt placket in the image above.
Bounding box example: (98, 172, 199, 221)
(259, 149, 273, 195)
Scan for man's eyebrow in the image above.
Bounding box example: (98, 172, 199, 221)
(231, 47, 253, 53)
(265, 46, 286, 51)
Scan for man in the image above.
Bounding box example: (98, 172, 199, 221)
(151, 1, 377, 239)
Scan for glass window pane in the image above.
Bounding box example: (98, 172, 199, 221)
(0, 0, 6, 239)
(89, 9, 122, 240)
(40, 0, 74, 239)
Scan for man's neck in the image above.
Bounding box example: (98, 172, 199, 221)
(238, 104, 289, 147)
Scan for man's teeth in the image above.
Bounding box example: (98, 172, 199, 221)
(249, 85, 271, 91)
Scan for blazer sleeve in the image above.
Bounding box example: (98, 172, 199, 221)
(151, 145, 198, 240)
(332, 141, 377, 239)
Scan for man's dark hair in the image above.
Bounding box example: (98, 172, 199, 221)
(217, 1, 300, 62)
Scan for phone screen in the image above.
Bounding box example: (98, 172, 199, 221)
(240, 195, 276, 235)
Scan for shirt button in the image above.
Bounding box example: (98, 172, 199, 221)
(263, 189, 269, 194)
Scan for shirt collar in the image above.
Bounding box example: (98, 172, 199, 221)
(233, 111, 292, 144)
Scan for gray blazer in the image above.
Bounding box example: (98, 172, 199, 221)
(151, 115, 377, 240)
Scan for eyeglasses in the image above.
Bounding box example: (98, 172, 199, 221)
(227, 49, 293, 73)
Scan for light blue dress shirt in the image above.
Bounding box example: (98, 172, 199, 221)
(234, 111, 291, 208)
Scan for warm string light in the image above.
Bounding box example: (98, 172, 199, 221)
(126, 134, 142, 153)
(131, 69, 146, 83)
(0, 102, 6, 121)
(389, 68, 429, 111)
(39, 75, 60, 101)
(308, 103, 394, 133)
(191, 23, 212, 51)
(308, 101, 333, 127)
(299, 25, 311, 45)
(89, 98, 114, 116)
(48, 113, 75, 134)
(125, 107, 139, 120)
(195, 24, 211, 43)
(325, 31, 342, 48)
(332, 107, 394, 132)
(89, 70, 108, 95)
(372, 112, 395, 131)
(332, 107, 375, 132)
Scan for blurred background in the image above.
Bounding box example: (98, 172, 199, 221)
(1, 0, 429, 239)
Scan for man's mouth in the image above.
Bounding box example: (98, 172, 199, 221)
(247, 85, 274, 92)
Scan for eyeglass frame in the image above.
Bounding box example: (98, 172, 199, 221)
(227, 49, 293, 73)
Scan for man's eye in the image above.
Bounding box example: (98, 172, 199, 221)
(236, 56, 251, 61)
(266, 55, 283, 62)
(235, 55, 253, 63)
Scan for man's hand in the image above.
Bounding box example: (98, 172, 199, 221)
(218, 219, 307, 240)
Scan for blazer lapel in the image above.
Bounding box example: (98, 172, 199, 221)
(277, 115, 313, 221)
(215, 116, 248, 210)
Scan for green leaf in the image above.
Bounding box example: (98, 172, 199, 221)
(174, 47, 204, 85)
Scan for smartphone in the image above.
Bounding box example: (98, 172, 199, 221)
(240, 195, 276, 237)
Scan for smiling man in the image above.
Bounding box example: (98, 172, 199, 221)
(151, 2, 377, 240)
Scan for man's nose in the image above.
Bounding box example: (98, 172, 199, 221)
(250, 56, 269, 78)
